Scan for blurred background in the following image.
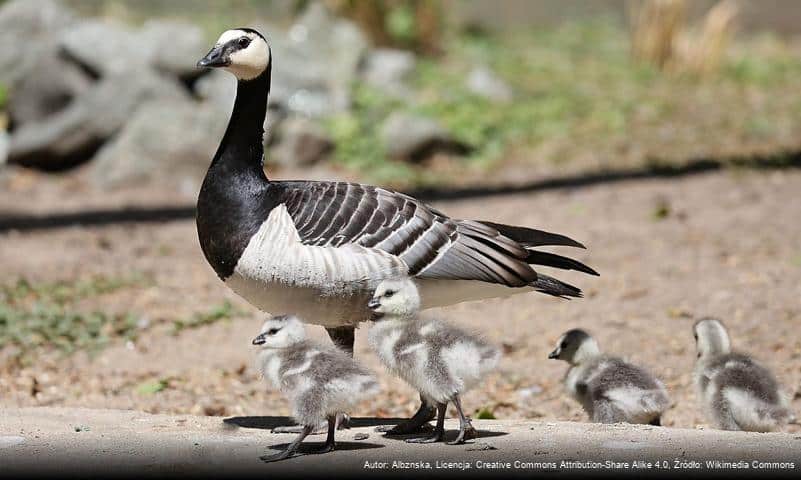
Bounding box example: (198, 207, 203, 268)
(1, 0, 800, 430)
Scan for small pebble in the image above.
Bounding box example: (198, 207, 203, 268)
(353, 433, 369, 441)
(465, 443, 497, 451)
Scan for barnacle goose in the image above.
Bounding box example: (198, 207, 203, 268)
(253, 314, 380, 462)
(367, 278, 500, 444)
(549, 329, 670, 425)
(693, 318, 793, 432)
(197, 28, 597, 342)
(196, 28, 596, 431)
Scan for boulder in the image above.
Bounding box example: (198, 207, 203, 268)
(270, 116, 333, 168)
(361, 48, 417, 98)
(6, 49, 93, 127)
(266, 3, 369, 117)
(59, 20, 147, 77)
(466, 66, 513, 102)
(0, 0, 78, 87)
(136, 20, 207, 80)
(89, 98, 227, 191)
(8, 70, 188, 170)
(380, 112, 468, 162)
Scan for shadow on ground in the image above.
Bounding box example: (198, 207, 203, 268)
(3, 150, 800, 233)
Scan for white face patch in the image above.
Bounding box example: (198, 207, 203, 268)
(215, 29, 270, 81)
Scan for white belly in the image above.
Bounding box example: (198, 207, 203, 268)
(227, 204, 407, 327)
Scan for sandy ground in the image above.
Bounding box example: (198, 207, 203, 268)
(2, 407, 800, 477)
(1, 168, 800, 433)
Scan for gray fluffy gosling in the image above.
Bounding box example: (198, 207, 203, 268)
(549, 329, 670, 425)
(367, 278, 500, 444)
(253, 315, 379, 462)
(693, 318, 793, 432)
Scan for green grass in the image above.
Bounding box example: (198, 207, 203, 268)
(0, 275, 246, 366)
(171, 300, 244, 334)
(0, 276, 149, 364)
(326, 19, 801, 186)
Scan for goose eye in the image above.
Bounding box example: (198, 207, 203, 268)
(267, 328, 280, 335)
(238, 37, 251, 48)
(384, 290, 395, 298)
(560, 341, 567, 349)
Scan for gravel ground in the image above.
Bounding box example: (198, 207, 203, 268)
(1, 168, 800, 433)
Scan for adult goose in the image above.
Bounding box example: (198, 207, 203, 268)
(195, 29, 597, 429)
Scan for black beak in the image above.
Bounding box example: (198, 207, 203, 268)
(197, 45, 230, 68)
(252, 334, 266, 346)
(547, 349, 559, 359)
(367, 298, 380, 310)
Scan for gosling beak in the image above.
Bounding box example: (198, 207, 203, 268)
(197, 45, 230, 68)
(547, 349, 559, 359)
(367, 298, 380, 310)
(252, 333, 266, 346)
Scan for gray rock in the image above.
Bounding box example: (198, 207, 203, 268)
(136, 20, 207, 79)
(0, 0, 78, 87)
(6, 49, 93, 127)
(0, 129, 8, 167)
(90, 98, 227, 191)
(381, 112, 467, 162)
(59, 20, 149, 77)
(9, 70, 188, 169)
(361, 48, 417, 98)
(466, 66, 513, 102)
(270, 116, 333, 168)
(266, 3, 369, 117)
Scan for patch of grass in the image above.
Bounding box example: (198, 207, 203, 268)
(0, 275, 149, 365)
(474, 407, 497, 420)
(136, 378, 170, 395)
(171, 300, 244, 334)
(329, 18, 801, 187)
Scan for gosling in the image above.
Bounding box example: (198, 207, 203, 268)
(367, 278, 500, 445)
(693, 318, 793, 432)
(549, 329, 670, 425)
(253, 315, 379, 462)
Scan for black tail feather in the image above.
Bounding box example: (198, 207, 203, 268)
(531, 274, 583, 299)
(525, 250, 599, 276)
(477, 221, 586, 249)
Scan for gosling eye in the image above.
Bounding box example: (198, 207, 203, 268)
(267, 328, 280, 335)
(384, 290, 395, 298)
(238, 37, 251, 48)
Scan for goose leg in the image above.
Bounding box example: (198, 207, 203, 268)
(260, 424, 314, 463)
(448, 393, 477, 445)
(405, 402, 446, 444)
(310, 416, 337, 454)
(326, 326, 355, 430)
(376, 394, 436, 434)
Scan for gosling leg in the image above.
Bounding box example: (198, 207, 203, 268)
(376, 394, 436, 434)
(405, 402, 446, 444)
(260, 424, 314, 463)
(448, 393, 477, 445)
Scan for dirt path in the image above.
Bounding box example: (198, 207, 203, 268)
(1, 169, 800, 432)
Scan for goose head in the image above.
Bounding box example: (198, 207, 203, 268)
(693, 317, 731, 360)
(368, 278, 421, 320)
(549, 328, 600, 365)
(198, 28, 271, 81)
(252, 314, 306, 349)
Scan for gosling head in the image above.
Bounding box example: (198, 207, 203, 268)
(548, 328, 600, 365)
(367, 278, 420, 320)
(197, 28, 271, 81)
(693, 317, 731, 361)
(252, 314, 306, 349)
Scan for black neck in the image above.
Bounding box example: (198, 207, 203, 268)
(210, 64, 272, 180)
